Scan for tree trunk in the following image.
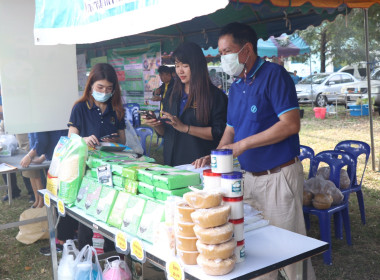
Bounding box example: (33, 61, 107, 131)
(320, 29, 327, 72)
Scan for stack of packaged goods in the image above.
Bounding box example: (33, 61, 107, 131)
(210, 149, 246, 264)
(74, 150, 202, 248)
(174, 201, 198, 265)
(184, 190, 236, 276)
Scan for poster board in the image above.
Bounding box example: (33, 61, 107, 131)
(0, 0, 78, 134)
(107, 42, 161, 111)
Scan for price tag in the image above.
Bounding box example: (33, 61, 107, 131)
(115, 231, 129, 253)
(130, 238, 146, 263)
(57, 199, 66, 217)
(44, 192, 51, 208)
(166, 258, 185, 280)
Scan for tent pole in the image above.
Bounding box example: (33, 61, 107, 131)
(363, 8, 376, 171)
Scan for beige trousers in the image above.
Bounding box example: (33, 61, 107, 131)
(244, 160, 316, 280)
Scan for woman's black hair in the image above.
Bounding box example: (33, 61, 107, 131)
(170, 42, 213, 125)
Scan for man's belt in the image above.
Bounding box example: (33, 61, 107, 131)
(250, 158, 298, 177)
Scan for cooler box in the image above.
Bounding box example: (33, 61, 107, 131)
(348, 104, 369, 116)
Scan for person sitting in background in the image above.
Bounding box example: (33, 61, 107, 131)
(144, 42, 228, 166)
(291, 70, 301, 84)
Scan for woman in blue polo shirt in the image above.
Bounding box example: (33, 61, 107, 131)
(144, 42, 228, 166)
(68, 63, 126, 146)
(66, 63, 126, 251)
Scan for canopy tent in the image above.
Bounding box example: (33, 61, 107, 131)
(201, 34, 310, 58)
(33, 0, 380, 170)
(38, 1, 350, 55)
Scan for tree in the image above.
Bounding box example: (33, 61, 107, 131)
(294, 6, 380, 72)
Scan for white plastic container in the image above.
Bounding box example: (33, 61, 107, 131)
(211, 149, 233, 173)
(203, 169, 221, 191)
(229, 218, 244, 241)
(235, 239, 246, 263)
(221, 172, 243, 197)
(222, 196, 244, 220)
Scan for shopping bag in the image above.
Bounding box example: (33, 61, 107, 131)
(102, 256, 132, 280)
(15, 206, 49, 244)
(58, 240, 79, 280)
(73, 245, 103, 280)
(124, 119, 143, 155)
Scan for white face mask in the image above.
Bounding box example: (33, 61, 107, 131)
(221, 44, 248, 77)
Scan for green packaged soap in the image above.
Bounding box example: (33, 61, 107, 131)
(138, 200, 165, 244)
(137, 182, 156, 198)
(94, 186, 118, 222)
(85, 182, 103, 217)
(152, 170, 201, 190)
(107, 191, 131, 229)
(121, 195, 147, 236)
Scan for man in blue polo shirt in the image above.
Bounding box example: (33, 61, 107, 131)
(194, 22, 315, 280)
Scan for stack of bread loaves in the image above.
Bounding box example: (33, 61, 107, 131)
(211, 149, 245, 263)
(184, 190, 236, 276)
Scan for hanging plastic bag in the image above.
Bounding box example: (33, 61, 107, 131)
(73, 245, 103, 280)
(102, 256, 132, 280)
(58, 240, 80, 280)
(124, 120, 144, 155)
(58, 134, 88, 206)
(0, 134, 18, 156)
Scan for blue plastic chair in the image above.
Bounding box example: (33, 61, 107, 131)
(135, 127, 153, 156)
(303, 150, 355, 265)
(334, 140, 371, 225)
(299, 145, 315, 179)
(124, 103, 141, 128)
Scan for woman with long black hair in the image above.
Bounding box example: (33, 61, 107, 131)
(145, 42, 227, 166)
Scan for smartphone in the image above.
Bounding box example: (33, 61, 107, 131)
(100, 134, 118, 140)
(138, 110, 156, 119)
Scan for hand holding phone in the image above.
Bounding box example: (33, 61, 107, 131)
(138, 110, 157, 120)
(100, 133, 118, 141)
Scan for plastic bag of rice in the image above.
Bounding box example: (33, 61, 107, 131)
(58, 134, 88, 206)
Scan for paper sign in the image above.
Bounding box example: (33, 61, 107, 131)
(44, 193, 51, 208)
(166, 259, 185, 280)
(115, 231, 128, 252)
(57, 199, 66, 217)
(131, 238, 146, 263)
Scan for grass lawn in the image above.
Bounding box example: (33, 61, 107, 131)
(1, 104, 380, 279)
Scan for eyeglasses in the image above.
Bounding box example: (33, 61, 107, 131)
(93, 83, 113, 93)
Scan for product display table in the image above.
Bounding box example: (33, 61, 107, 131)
(0, 151, 50, 232)
(40, 189, 328, 280)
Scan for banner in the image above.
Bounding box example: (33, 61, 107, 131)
(34, 0, 229, 45)
(107, 42, 161, 110)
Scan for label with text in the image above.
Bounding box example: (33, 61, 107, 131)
(115, 231, 128, 252)
(130, 238, 145, 263)
(166, 258, 185, 280)
(44, 193, 51, 208)
(57, 199, 66, 217)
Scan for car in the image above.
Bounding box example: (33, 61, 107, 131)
(296, 72, 359, 107)
(340, 67, 380, 106)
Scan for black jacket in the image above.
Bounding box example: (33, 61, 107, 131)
(162, 85, 228, 166)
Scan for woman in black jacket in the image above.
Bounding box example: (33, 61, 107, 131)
(145, 42, 228, 166)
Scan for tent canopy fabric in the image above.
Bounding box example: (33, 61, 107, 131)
(202, 34, 310, 58)
(75, 1, 347, 56)
(235, 0, 380, 9)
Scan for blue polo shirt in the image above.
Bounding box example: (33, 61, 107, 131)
(68, 100, 126, 139)
(227, 57, 300, 172)
(29, 130, 68, 160)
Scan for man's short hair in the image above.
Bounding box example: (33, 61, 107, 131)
(158, 65, 171, 74)
(219, 22, 258, 55)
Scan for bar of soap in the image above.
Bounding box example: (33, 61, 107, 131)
(197, 254, 236, 276)
(196, 238, 236, 260)
(193, 222, 234, 244)
(191, 205, 231, 228)
(183, 191, 222, 209)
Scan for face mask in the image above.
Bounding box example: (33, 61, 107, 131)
(92, 89, 113, 103)
(221, 44, 248, 76)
